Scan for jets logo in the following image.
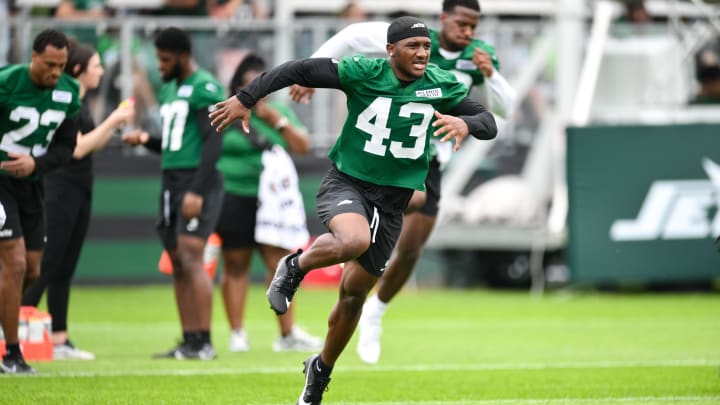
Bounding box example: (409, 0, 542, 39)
(610, 157, 720, 241)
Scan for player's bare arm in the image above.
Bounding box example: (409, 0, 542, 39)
(0, 153, 36, 177)
(288, 85, 315, 104)
(442, 96, 498, 149)
(432, 111, 470, 152)
(472, 48, 494, 77)
(209, 96, 251, 133)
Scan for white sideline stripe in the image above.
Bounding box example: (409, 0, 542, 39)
(38, 358, 716, 378)
(262, 397, 720, 405)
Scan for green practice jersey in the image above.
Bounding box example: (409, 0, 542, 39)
(217, 101, 306, 196)
(429, 28, 500, 91)
(157, 69, 225, 170)
(332, 56, 467, 191)
(0, 64, 81, 163)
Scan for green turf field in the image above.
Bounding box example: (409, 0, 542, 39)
(3, 285, 719, 404)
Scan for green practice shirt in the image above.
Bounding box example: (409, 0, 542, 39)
(332, 56, 467, 191)
(217, 101, 306, 196)
(157, 69, 225, 170)
(0, 64, 81, 171)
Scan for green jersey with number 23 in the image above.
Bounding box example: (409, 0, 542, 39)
(332, 55, 467, 191)
(157, 69, 225, 170)
(0, 64, 80, 163)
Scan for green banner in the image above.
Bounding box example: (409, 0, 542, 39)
(567, 123, 720, 284)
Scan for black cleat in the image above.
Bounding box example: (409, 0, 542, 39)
(1, 353, 37, 375)
(267, 250, 305, 315)
(297, 354, 331, 405)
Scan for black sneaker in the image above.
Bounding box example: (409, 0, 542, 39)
(297, 354, 331, 405)
(267, 250, 305, 315)
(195, 343, 217, 360)
(152, 341, 195, 359)
(1, 353, 37, 375)
(153, 341, 217, 360)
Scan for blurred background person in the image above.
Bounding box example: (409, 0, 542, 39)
(0, 0, 9, 66)
(622, 0, 651, 24)
(340, 0, 367, 21)
(211, 0, 268, 19)
(121, 27, 225, 360)
(52, 0, 111, 46)
(0, 28, 80, 374)
(215, 53, 322, 353)
(21, 41, 135, 360)
(690, 39, 720, 105)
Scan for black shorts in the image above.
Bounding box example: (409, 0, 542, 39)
(157, 169, 224, 251)
(419, 157, 442, 217)
(316, 166, 413, 277)
(0, 176, 44, 250)
(215, 193, 258, 249)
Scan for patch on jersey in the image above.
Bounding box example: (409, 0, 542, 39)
(52, 90, 72, 104)
(186, 217, 199, 232)
(415, 88, 443, 98)
(0, 202, 6, 228)
(205, 82, 217, 92)
(178, 85, 194, 98)
(455, 59, 478, 71)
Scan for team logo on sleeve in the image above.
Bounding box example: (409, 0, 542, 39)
(52, 90, 72, 104)
(455, 59, 478, 71)
(205, 83, 217, 92)
(415, 88, 442, 98)
(178, 85, 193, 97)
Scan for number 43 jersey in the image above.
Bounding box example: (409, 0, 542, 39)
(332, 55, 467, 191)
(0, 65, 80, 162)
(157, 69, 225, 170)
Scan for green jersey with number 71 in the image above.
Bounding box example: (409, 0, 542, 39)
(0, 64, 80, 163)
(157, 69, 225, 170)
(332, 55, 467, 191)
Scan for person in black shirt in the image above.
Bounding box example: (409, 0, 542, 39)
(690, 40, 720, 105)
(22, 41, 135, 360)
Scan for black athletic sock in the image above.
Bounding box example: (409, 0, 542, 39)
(314, 355, 333, 376)
(199, 330, 211, 345)
(288, 249, 304, 273)
(4, 343, 21, 358)
(182, 331, 194, 345)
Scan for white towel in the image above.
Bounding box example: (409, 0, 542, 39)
(255, 145, 310, 250)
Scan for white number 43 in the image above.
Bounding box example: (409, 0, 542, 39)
(356, 97, 434, 160)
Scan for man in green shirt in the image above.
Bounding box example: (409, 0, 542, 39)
(289, 0, 516, 365)
(0, 29, 80, 374)
(210, 16, 497, 404)
(123, 27, 224, 360)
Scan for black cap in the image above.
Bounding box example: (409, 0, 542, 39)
(387, 16, 431, 44)
(696, 41, 720, 83)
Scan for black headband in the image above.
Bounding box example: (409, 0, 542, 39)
(387, 16, 431, 44)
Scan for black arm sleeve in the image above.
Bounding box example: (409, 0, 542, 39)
(236, 58, 342, 108)
(188, 109, 223, 194)
(34, 115, 78, 176)
(448, 98, 498, 140)
(144, 136, 162, 153)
